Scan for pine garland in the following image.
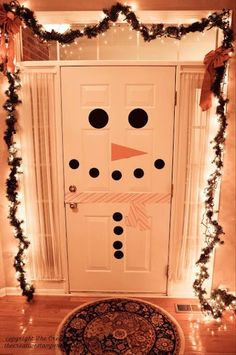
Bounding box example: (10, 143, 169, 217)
(1, 64, 35, 301)
(0, 1, 235, 315)
(2, 1, 233, 47)
(193, 63, 236, 318)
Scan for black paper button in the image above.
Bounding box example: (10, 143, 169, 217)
(113, 241, 123, 249)
(114, 251, 124, 259)
(113, 226, 123, 235)
(113, 212, 123, 221)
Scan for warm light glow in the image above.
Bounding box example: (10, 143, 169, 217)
(130, 2, 138, 11)
(43, 24, 70, 34)
(99, 12, 107, 21)
(21, 1, 30, 7)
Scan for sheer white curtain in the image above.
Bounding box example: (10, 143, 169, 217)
(173, 71, 214, 283)
(20, 71, 63, 280)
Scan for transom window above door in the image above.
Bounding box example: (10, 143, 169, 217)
(21, 11, 220, 62)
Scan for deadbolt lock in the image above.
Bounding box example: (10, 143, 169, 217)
(69, 185, 77, 193)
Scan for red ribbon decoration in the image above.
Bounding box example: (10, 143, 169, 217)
(0, 5, 21, 73)
(200, 46, 232, 111)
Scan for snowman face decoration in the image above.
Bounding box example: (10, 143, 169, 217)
(68, 107, 165, 180)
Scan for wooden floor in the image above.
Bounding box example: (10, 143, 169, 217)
(0, 295, 235, 354)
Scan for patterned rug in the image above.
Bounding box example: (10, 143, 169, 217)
(56, 298, 185, 355)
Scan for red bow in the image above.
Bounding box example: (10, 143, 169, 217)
(0, 5, 21, 73)
(200, 46, 232, 111)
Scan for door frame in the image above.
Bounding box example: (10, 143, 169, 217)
(20, 60, 213, 297)
(61, 64, 176, 294)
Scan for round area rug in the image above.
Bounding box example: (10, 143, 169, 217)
(56, 298, 185, 355)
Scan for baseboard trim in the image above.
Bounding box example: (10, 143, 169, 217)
(0, 288, 6, 297)
(2, 287, 197, 298)
(4, 287, 66, 296)
(2, 287, 235, 298)
(68, 291, 198, 298)
(35, 288, 66, 295)
(5, 287, 21, 295)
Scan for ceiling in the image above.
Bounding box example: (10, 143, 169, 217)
(21, 0, 236, 11)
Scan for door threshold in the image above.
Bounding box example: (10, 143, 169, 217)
(69, 291, 167, 297)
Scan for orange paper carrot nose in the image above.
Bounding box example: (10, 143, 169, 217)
(111, 143, 147, 161)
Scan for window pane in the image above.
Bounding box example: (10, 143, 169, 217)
(59, 25, 97, 60)
(139, 35, 178, 60)
(179, 28, 217, 61)
(99, 24, 138, 60)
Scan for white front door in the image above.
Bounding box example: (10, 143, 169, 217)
(61, 66, 175, 293)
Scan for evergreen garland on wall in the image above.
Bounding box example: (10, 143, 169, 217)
(0, 64, 35, 301)
(1, 1, 234, 46)
(0, 0, 235, 317)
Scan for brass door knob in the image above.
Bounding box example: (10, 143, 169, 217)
(69, 203, 78, 209)
(69, 185, 77, 192)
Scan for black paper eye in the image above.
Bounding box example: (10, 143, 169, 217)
(89, 168, 100, 178)
(128, 108, 148, 128)
(154, 159, 165, 169)
(89, 108, 109, 129)
(69, 159, 79, 169)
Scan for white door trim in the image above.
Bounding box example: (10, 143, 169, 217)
(19, 61, 208, 297)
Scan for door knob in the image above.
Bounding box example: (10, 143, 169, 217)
(69, 203, 78, 209)
(69, 185, 77, 192)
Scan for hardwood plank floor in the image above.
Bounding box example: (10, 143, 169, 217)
(0, 296, 235, 354)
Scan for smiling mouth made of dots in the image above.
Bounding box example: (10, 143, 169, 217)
(69, 158, 165, 179)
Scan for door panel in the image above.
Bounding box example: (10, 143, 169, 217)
(61, 66, 175, 293)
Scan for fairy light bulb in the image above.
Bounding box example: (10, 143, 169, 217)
(20, 243, 24, 250)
